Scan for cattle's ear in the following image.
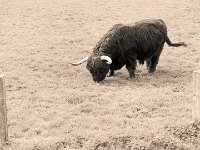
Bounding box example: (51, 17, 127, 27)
(101, 56, 112, 64)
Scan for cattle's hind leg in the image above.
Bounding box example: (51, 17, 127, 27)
(148, 56, 160, 73)
(126, 58, 137, 78)
(148, 44, 164, 73)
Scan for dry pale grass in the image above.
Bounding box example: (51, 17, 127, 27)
(1, 0, 200, 149)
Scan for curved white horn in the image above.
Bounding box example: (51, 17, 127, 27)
(70, 57, 88, 66)
(101, 56, 112, 64)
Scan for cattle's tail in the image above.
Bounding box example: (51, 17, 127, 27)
(166, 36, 187, 47)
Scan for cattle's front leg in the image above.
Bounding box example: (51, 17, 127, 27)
(107, 69, 114, 77)
(126, 59, 137, 78)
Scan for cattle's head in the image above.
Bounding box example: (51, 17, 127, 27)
(70, 56, 112, 82)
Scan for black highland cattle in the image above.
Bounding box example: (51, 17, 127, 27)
(71, 19, 186, 82)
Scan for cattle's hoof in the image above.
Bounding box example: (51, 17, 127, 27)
(148, 68, 156, 74)
(127, 76, 136, 81)
(129, 75, 136, 79)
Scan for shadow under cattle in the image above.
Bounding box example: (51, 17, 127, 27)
(151, 68, 191, 83)
(101, 68, 191, 88)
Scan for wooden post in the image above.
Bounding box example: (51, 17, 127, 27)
(0, 75, 8, 147)
(193, 70, 200, 123)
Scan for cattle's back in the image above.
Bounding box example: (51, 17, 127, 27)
(134, 19, 167, 35)
(132, 19, 167, 56)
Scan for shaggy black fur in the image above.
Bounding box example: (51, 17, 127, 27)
(86, 19, 186, 82)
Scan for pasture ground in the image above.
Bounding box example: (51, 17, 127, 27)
(1, 0, 200, 149)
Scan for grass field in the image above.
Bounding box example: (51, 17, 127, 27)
(1, 0, 200, 149)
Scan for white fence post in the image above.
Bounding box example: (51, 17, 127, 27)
(193, 70, 200, 123)
(0, 74, 8, 147)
